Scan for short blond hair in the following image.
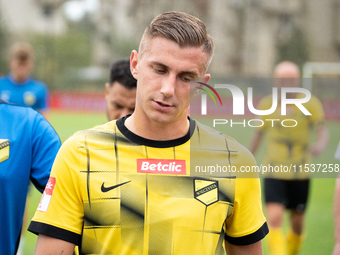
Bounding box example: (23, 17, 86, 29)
(139, 11, 214, 70)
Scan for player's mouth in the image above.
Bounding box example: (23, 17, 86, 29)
(153, 100, 174, 111)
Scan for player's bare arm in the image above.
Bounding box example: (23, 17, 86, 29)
(34, 234, 75, 255)
(308, 125, 329, 156)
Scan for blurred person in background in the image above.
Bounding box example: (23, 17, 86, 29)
(105, 58, 137, 121)
(249, 61, 329, 255)
(0, 100, 61, 255)
(0, 42, 50, 119)
(0, 42, 51, 255)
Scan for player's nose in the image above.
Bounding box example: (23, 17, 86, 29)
(160, 75, 176, 97)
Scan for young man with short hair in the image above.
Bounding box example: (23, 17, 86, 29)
(249, 61, 329, 255)
(105, 58, 137, 121)
(0, 42, 50, 119)
(29, 11, 268, 255)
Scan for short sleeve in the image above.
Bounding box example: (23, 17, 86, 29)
(224, 147, 268, 245)
(308, 96, 325, 127)
(35, 82, 49, 111)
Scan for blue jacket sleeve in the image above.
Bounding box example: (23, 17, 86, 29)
(30, 112, 61, 192)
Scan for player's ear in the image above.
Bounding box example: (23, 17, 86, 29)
(130, 50, 138, 80)
(203, 74, 210, 84)
(193, 74, 211, 97)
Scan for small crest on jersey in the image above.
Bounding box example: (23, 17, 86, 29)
(38, 177, 56, 212)
(194, 179, 219, 206)
(0, 139, 10, 163)
(23, 91, 36, 106)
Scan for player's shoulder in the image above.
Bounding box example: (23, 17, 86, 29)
(194, 120, 255, 162)
(29, 78, 48, 89)
(0, 99, 39, 117)
(73, 120, 116, 137)
(193, 120, 257, 179)
(258, 94, 273, 109)
(194, 120, 237, 144)
(298, 93, 323, 113)
(0, 100, 52, 136)
(65, 120, 123, 147)
(0, 75, 10, 86)
(297, 92, 320, 102)
(307, 94, 322, 106)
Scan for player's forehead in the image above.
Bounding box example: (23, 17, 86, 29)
(109, 82, 136, 97)
(141, 36, 209, 76)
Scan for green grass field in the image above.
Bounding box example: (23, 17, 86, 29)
(22, 111, 338, 254)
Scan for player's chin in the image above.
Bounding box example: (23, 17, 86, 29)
(149, 111, 178, 124)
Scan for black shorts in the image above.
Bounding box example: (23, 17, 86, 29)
(264, 178, 310, 212)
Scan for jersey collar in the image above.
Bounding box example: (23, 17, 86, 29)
(116, 114, 196, 148)
(8, 74, 31, 85)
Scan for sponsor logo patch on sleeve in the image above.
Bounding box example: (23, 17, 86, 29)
(137, 159, 186, 175)
(37, 177, 56, 212)
(0, 139, 10, 163)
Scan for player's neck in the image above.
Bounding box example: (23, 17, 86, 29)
(125, 112, 190, 141)
(10, 73, 29, 84)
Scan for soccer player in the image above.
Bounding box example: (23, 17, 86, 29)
(0, 42, 50, 119)
(105, 58, 137, 121)
(249, 61, 329, 255)
(0, 100, 61, 255)
(29, 11, 268, 255)
(93, 57, 136, 254)
(0, 42, 52, 254)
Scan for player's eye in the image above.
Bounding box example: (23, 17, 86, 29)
(180, 76, 192, 83)
(155, 68, 165, 74)
(113, 103, 123, 110)
(153, 65, 166, 74)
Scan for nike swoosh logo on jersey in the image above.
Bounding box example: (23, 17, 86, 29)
(101, 180, 131, 192)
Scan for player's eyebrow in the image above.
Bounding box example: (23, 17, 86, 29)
(151, 61, 199, 78)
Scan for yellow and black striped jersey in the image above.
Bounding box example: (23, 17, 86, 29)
(257, 93, 325, 178)
(29, 116, 268, 255)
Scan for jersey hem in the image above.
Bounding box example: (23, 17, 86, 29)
(225, 222, 269, 246)
(28, 221, 81, 246)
